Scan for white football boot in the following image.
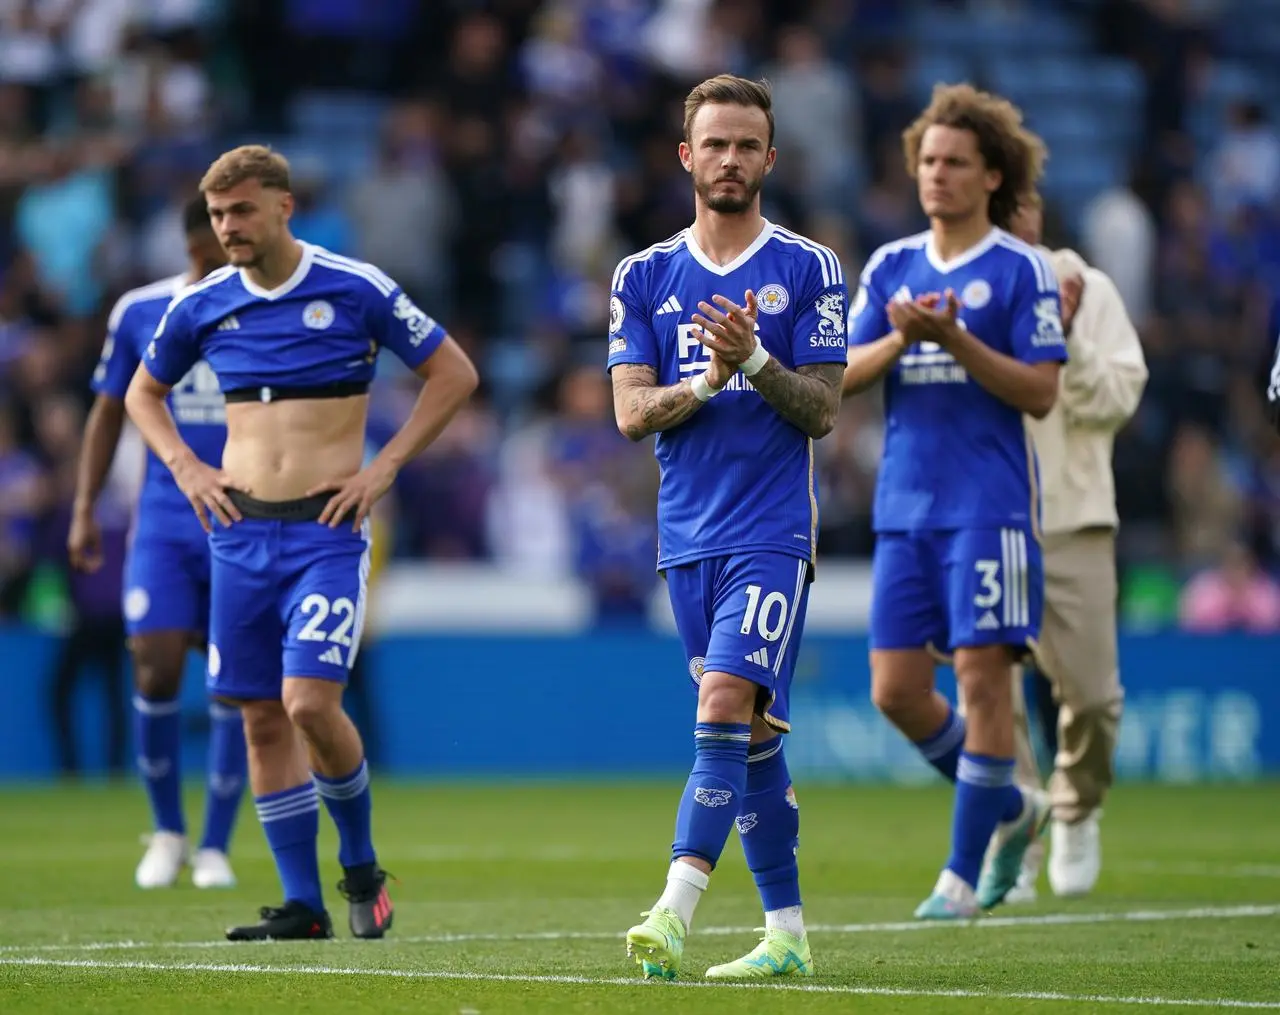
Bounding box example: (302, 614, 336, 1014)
(1049, 810, 1102, 897)
(135, 831, 188, 889)
(191, 848, 237, 888)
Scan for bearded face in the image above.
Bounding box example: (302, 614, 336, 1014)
(681, 102, 775, 216)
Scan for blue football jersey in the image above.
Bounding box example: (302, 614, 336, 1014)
(606, 222, 848, 568)
(145, 242, 445, 395)
(849, 228, 1068, 533)
(94, 274, 226, 542)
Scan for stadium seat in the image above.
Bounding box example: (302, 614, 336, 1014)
(288, 91, 389, 138)
(1090, 59, 1145, 109)
(986, 56, 1083, 104)
(912, 4, 1089, 58)
(910, 53, 973, 103)
(909, 8, 992, 53)
(246, 134, 377, 186)
(1041, 153, 1125, 234)
(1031, 107, 1108, 153)
(1199, 61, 1267, 107)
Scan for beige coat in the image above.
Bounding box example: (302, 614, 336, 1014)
(1026, 248, 1149, 535)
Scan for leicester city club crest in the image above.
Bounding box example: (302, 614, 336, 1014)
(756, 284, 789, 315)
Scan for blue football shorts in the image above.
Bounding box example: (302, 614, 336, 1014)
(870, 526, 1043, 657)
(123, 530, 211, 638)
(665, 551, 812, 733)
(206, 512, 371, 701)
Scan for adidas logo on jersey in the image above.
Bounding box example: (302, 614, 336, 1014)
(216, 315, 240, 331)
(975, 610, 1000, 631)
(745, 646, 770, 667)
(319, 645, 344, 665)
(654, 295, 683, 315)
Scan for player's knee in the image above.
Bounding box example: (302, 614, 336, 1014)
(240, 700, 290, 749)
(869, 650, 935, 720)
(954, 654, 1015, 715)
(133, 663, 181, 700)
(955, 676, 1006, 716)
(696, 671, 757, 725)
(129, 634, 188, 699)
(870, 672, 929, 720)
(282, 681, 343, 739)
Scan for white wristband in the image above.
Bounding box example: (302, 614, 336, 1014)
(690, 372, 722, 402)
(740, 338, 770, 376)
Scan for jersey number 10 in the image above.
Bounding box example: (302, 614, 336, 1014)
(740, 583, 790, 642)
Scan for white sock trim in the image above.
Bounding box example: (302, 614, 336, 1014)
(667, 860, 709, 891)
(656, 860, 708, 929)
(764, 904, 805, 938)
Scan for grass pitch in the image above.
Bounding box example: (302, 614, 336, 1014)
(1, 780, 1277, 1013)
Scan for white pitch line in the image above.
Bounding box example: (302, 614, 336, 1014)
(2, 903, 1276, 955)
(2, 956, 1278, 1009)
(1120, 862, 1280, 880)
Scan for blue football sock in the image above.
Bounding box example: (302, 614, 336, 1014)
(914, 704, 966, 782)
(313, 759, 376, 869)
(199, 702, 246, 853)
(947, 752, 1025, 888)
(738, 736, 801, 912)
(255, 783, 324, 912)
(134, 694, 184, 835)
(671, 722, 751, 869)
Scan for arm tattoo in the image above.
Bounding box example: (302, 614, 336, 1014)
(612, 363, 703, 441)
(749, 360, 844, 438)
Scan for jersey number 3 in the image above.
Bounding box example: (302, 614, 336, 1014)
(973, 560, 1002, 609)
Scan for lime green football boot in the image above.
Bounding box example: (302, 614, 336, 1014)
(625, 906, 685, 980)
(705, 927, 813, 979)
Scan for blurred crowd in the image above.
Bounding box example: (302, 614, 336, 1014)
(2, 0, 1280, 633)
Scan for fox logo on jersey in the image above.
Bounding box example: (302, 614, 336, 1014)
(962, 278, 992, 309)
(303, 300, 335, 330)
(756, 284, 789, 314)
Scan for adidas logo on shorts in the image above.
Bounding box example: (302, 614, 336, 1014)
(744, 646, 770, 667)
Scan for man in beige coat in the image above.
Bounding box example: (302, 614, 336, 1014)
(999, 192, 1149, 899)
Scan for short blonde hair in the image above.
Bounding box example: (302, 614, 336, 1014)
(683, 74, 775, 149)
(199, 145, 291, 195)
(902, 83, 1047, 230)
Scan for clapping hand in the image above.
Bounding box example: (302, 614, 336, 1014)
(691, 291, 759, 365)
(888, 289, 961, 347)
(1060, 274, 1084, 335)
